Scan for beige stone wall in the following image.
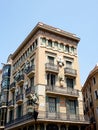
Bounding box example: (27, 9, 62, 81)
(7, 27, 83, 125)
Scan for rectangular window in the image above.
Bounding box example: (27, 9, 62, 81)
(69, 100, 76, 114)
(48, 40, 52, 47)
(66, 78, 74, 88)
(93, 77, 96, 85)
(54, 42, 58, 49)
(31, 59, 34, 66)
(30, 77, 35, 91)
(60, 43, 64, 51)
(9, 110, 14, 122)
(47, 73, 55, 87)
(49, 97, 56, 112)
(42, 38, 46, 44)
(17, 105, 23, 118)
(94, 90, 98, 99)
(48, 56, 54, 65)
(66, 61, 72, 68)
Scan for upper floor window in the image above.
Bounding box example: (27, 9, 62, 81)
(48, 56, 54, 65)
(48, 40, 52, 47)
(54, 42, 58, 49)
(9, 109, 14, 122)
(47, 73, 56, 87)
(30, 77, 34, 87)
(71, 46, 74, 53)
(42, 38, 46, 44)
(65, 45, 69, 52)
(60, 43, 64, 51)
(66, 78, 74, 89)
(94, 90, 98, 99)
(66, 61, 72, 68)
(92, 77, 96, 85)
(16, 104, 23, 118)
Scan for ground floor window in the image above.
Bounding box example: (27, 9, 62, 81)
(46, 124, 58, 130)
(60, 125, 66, 130)
(28, 125, 34, 130)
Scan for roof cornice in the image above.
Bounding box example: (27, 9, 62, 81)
(12, 22, 80, 59)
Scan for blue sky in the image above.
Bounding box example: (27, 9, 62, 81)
(0, 0, 98, 85)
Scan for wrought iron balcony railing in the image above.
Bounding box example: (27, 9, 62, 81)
(16, 94, 23, 104)
(46, 85, 79, 97)
(5, 111, 90, 128)
(45, 63, 59, 73)
(24, 65, 35, 77)
(16, 74, 24, 85)
(25, 86, 35, 98)
(8, 100, 14, 108)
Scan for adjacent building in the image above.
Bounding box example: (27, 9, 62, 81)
(82, 64, 98, 130)
(0, 22, 89, 130)
(0, 55, 12, 130)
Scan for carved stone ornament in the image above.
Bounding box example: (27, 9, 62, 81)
(57, 56, 64, 67)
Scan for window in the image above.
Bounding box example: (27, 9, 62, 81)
(42, 38, 46, 44)
(31, 59, 34, 66)
(28, 125, 34, 130)
(54, 42, 58, 49)
(66, 78, 74, 88)
(30, 77, 35, 90)
(48, 40, 52, 47)
(47, 73, 56, 87)
(49, 97, 56, 112)
(69, 100, 76, 114)
(71, 46, 74, 53)
(17, 105, 23, 118)
(60, 43, 64, 51)
(48, 56, 54, 65)
(94, 90, 98, 99)
(92, 77, 96, 85)
(9, 110, 14, 122)
(66, 61, 72, 68)
(20, 85, 23, 94)
(65, 45, 69, 52)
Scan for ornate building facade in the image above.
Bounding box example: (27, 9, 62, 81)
(0, 23, 89, 130)
(82, 64, 98, 130)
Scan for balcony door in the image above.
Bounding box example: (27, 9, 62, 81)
(47, 73, 56, 89)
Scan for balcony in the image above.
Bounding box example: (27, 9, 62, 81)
(8, 100, 14, 109)
(64, 67, 77, 77)
(24, 65, 35, 77)
(25, 86, 35, 98)
(45, 63, 59, 73)
(0, 102, 7, 108)
(16, 74, 24, 85)
(46, 85, 79, 97)
(5, 111, 89, 128)
(10, 82, 16, 91)
(16, 94, 23, 104)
